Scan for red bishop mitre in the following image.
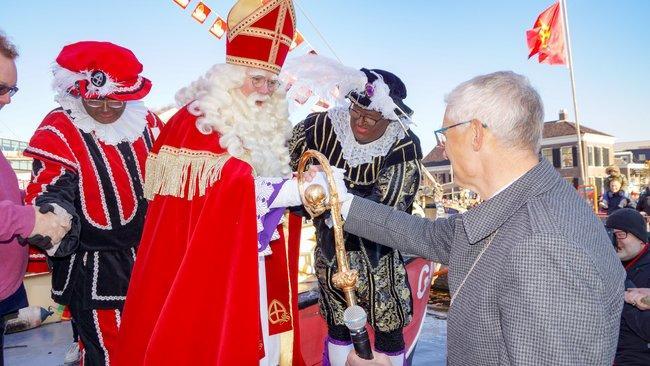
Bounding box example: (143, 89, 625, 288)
(226, 0, 296, 75)
(53, 41, 152, 101)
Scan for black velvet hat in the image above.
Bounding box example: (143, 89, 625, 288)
(347, 68, 413, 118)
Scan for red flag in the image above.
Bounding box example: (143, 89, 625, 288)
(191, 2, 211, 24)
(173, 0, 190, 9)
(290, 31, 305, 51)
(210, 16, 228, 39)
(526, 2, 567, 65)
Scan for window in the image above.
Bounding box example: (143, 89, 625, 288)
(541, 148, 553, 164)
(640, 153, 647, 161)
(587, 146, 594, 166)
(20, 161, 31, 170)
(594, 147, 602, 167)
(561, 146, 574, 168)
(603, 148, 610, 166)
(552, 148, 561, 168)
(595, 177, 603, 193)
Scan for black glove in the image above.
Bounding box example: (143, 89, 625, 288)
(16, 204, 56, 251)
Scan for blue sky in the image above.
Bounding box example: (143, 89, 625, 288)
(1, 0, 648, 154)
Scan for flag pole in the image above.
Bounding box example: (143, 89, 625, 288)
(560, 0, 586, 186)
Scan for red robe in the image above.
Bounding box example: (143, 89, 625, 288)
(116, 106, 303, 366)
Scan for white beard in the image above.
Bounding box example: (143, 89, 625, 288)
(176, 64, 293, 177)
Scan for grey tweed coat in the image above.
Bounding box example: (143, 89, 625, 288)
(344, 160, 625, 365)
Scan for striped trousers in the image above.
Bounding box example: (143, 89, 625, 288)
(70, 299, 121, 366)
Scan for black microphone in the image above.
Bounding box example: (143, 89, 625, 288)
(343, 305, 373, 360)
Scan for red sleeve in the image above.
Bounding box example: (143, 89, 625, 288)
(23, 113, 79, 175)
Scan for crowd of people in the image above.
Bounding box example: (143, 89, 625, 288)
(1, 0, 649, 365)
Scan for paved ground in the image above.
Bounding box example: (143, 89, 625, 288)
(4, 320, 73, 366)
(5, 313, 447, 365)
(412, 310, 447, 366)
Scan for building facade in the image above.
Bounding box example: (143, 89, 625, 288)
(421, 110, 617, 198)
(614, 140, 650, 193)
(1, 137, 32, 189)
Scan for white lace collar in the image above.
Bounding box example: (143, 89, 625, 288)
(328, 107, 406, 167)
(56, 94, 148, 145)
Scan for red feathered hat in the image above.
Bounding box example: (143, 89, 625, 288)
(53, 41, 152, 101)
(226, 0, 296, 75)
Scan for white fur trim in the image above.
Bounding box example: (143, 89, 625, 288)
(281, 54, 412, 123)
(52, 64, 139, 99)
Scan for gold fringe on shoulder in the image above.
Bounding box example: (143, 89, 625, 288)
(144, 145, 231, 200)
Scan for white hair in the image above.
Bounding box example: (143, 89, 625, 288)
(175, 63, 292, 177)
(444, 71, 544, 152)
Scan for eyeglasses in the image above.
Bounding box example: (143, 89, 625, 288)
(249, 75, 281, 93)
(84, 99, 125, 109)
(0, 84, 18, 97)
(348, 105, 387, 127)
(614, 231, 628, 239)
(434, 120, 487, 146)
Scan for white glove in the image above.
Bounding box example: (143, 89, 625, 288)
(332, 168, 353, 203)
(269, 179, 301, 208)
(270, 169, 352, 210)
(267, 173, 331, 209)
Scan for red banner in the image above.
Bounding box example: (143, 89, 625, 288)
(526, 2, 567, 65)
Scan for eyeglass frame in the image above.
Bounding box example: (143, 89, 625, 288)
(348, 104, 390, 127)
(0, 84, 19, 97)
(248, 75, 281, 93)
(613, 230, 628, 240)
(434, 120, 487, 146)
(83, 98, 126, 109)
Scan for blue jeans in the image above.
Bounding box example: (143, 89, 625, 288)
(0, 283, 28, 366)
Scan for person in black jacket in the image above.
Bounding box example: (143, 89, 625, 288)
(600, 177, 633, 215)
(289, 68, 421, 366)
(606, 208, 650, 365)
(637, 185, 650, 216)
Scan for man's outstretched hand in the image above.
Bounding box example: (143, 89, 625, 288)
(27, 203, 72, 249)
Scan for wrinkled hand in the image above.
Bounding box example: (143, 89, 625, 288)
(29, 204, 72, 247)
(625, 288, 650, 310)
(294, 165, 319, 183)
(345, 350, 391, 366)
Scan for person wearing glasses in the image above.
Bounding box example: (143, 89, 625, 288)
(346, 71, 625, 365)
(116, 1, 323, 365)
(21, 41, 162, 366)
(289, 68, 422, 366)
(605, 208, 650, 365)
(0, 32, 73, 366)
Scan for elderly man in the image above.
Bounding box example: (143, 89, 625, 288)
(345, 71, 625, 365)
(0, 32, 70, 366)
(116, 1, 328, 365)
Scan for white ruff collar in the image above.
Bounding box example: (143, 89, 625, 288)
(56, 94, 148, 145)
(328, 107, 405, 167)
